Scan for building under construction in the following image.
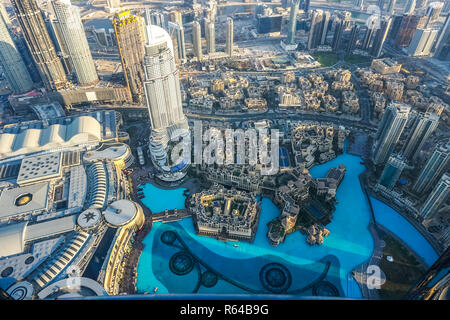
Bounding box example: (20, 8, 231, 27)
(113, 10, 146, 103)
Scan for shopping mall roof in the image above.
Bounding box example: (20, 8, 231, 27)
(0, 182, 49, 220)
(16, 152, 62, 185)
(0, 222, 27, 257)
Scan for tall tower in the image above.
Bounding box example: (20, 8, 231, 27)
(387, 0, 397, 15)
(226, 17, 234, 57)
(205, 19, 215, 54)
(11, 0, 68, 90)
(320, 11, 331, 45)
(308, 10, 324, 50)
(332, 17, 345, 52)
(0, 10, 34, 93)
(112, 10, 145, 103)
(413, 142, 450, 195)
(425, 2, 444, 27)
(347, 24, 360, 53)
(371, 16, 392, 57)
(402, 112, 440, 161)
(51, 0, 98, 86)
(287, 0, 300, 45)
(377, 154, 407, 189)
(169, 21, 186, 63)
(192, 20, 202, 60)
(373, 102, 410, 165)
(144, 22, 189, 181)
(434, 13, 450, 60)
(420, 173, 450, 219)
(300, 0, 310, 13)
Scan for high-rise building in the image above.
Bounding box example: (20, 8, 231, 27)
(420, 173, 450, 219)
(192, 20, 202, 60)
(51, 0, 98, 86)
(347, 24, 360, 53)
(0, 11, 34, 93)
(413, 142, 450, 195)
(395, 14, 428, 47)
(205, 19, 215, 54)
(408, 27, 439, 55)
(434, 13, 450, 60)
(377, 154, 407, 189)
(320, 11, 331, 45)
(112, 10, 145, 103)
(332, 17, 345, 52)
(371, 16, 392, 57)
(404, 0, 417, 14)
(11, 0, 68, 91)
(169, 22, 186, 62)
(168, 9, 183, 27)
(308, 9, 326, 50)
(425, 1, 444, 27)
(287, 0, 300, 44)
(226, 17, 234, 57)
(403, 112, 440, 161)
(143, 21, 189, 181)
(362, 22, 378, 50)
(373, 102, 410, 165)
(416, 0, 429, 9)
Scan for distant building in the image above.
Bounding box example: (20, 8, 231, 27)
(11, 0, 68, 90)
(287, 0, 300, 45)
(413, 142, 450, 195)
(371, 16, 392, 57)
(192, 20, 202, 60)
(377, 154, 407, 189)
(407, 28, 439, 56)
(433, 13, 450, 60)
(112, 11, 146, 103)
(394, 14, 428, 47)
(402, 112, 440, 161)
(226, 17, 234, 56)
(256, 13, 283, 34)
(373, 102, 410, 165)
(420, 173, 450, 219)
(205, 19, 215, 54)
(371, 58, 402, 74)
(52, 0, 99, 86)
(0, 10, 33, 93)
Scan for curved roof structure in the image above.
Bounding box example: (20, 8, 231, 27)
(0, 222, 27, 257)
(0, 116, 102, 159)
(77, 208, 101, 229)
(104, 200, 138, 227)
(86, 162, 107, 209)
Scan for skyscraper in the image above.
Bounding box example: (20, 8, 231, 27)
(287, 0, 300, 44)
(395, 14, 428, 47)
(347, 24, 360, 53)
(420, 173, 450, 219)
(205, 19, 215, 54)
(332, 16, 345, 52)
(371, 16, 392, 57)
(404, 0, 417, 14)
(425, 1, 444, 27)
(11, 0, 68, 90)
(0, 10, 34, 93)
(226, 17, 234, 57)
(413, 142, 450, 195)
(51, 0, 98, 86)
(308, 10, 325, 50)
(169, 21, 186, 62)
(113, 10, 145, 103)
(321, 11, 331, 45)
(403, 112, 440, 160)
(143, 21, 189, 181)
(434, 13, 450, 60)
(377, 154, 407, 189)
(408, 27, 439, 55)
(192, 20, 202, 60)
(373, 102, 410, 165)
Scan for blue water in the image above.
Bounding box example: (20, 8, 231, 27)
(371, 197, 439, 267)
(136, 151, 438, 298)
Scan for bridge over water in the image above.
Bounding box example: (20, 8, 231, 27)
(151, 208, 192, 223)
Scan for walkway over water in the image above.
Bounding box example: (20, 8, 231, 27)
(152, 209, 191, 223)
